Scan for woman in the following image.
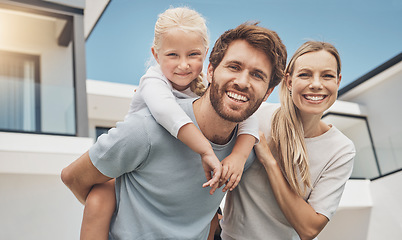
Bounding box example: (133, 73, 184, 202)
(220, 41, 356, 240)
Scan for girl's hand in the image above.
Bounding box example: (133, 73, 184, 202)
(201, 152, 222, 195)
(220, 154, 245, 192)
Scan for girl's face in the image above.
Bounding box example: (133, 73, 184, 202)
(152, 29, 207, 91)
(287, 50, 341, 117)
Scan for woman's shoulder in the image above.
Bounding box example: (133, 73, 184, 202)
(329, 126, 356, 151)
(255, 102, 280, 133)
(307, 125, 356, 158)
(256, 102, 280, 116)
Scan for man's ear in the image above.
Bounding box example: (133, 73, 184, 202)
(207, 63, 214, 84)
(263, 87, 274, 102)
(151, 47, 159, 64)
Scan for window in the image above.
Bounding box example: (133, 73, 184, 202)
(95, 126, 111, 140)
(0, 50, 40, 132)
(322, 113, 380, 179)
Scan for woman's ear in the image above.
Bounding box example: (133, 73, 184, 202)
(151, 47, 159, 64)
(337, 73, 342, 87)
(285, 73, 292, 91)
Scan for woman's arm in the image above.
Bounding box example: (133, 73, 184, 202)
(254, 133, 328, 240)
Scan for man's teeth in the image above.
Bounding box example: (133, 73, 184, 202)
(305, 95, 324, 101)
(227, 92, 248, 101)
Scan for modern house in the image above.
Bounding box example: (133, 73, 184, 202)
(319, 52, 402, 240)
(0, 1, 401, 239)
(0, 0, 110, 239)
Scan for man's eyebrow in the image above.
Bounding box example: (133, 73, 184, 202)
(225, 60, 242, 66)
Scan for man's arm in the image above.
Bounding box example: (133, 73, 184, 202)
(61, 151, 112, 204)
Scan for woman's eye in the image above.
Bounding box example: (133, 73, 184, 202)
(323, 74, 335, 79)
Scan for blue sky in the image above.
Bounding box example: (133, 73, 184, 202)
(86, 0, 402, 103)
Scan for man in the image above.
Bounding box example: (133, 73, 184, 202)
(61, 23, 286, 239)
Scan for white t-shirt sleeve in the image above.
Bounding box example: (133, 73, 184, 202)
(237, 113, 260, 144)
(307, 133, 355, 220)
(140, 77, 193, 138)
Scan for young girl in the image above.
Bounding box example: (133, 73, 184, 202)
(81, 7, 259, 239)
(220, 41, 356, 239)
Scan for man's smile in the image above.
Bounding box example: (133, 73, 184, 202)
(226, 91, 248, 102)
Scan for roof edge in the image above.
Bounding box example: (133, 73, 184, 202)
(339, 52, 402, 96)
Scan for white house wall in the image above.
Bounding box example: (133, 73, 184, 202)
(368, 172, 402, 240)
(0, 173, 83, 240)
(0, 1, 113, 240)
(339, 58, 402, 240)
(0, 131, 93, 239)
(340, 63, 402, 175)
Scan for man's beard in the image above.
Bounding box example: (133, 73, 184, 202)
(209, 75, 264, 123)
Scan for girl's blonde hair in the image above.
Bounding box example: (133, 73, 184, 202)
(271, 41, 341, 196)
(153, 7, 209, 96)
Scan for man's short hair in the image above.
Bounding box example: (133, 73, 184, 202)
(209, 22, 287, 89)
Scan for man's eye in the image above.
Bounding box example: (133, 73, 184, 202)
(228, 65, 240, 71)
(252, 72, 264, 80)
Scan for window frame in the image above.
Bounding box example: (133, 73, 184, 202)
(0, 50, 41, 133)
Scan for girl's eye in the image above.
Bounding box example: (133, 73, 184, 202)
(297, 73, 309, 78)
(167, 53, 178, 57)
(189, 52, 201, 56)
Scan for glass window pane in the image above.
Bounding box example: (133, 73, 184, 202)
(0, 51, 37, 132)
(0, 8, 77, 136)
(323, 114, 380, 179)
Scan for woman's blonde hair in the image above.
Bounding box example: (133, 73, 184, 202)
(153, 7, 209, 96)
(271, 41, 341, 196)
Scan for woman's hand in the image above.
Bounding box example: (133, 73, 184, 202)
(254, 132, 276, 167)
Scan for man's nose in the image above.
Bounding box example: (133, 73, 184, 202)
(234, 71, 250, 88)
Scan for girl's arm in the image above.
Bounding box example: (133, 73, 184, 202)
(220, 134, 256, 192)
(220, 114, 259, 191)
(254, 133, 328, 240)
(141, 77, 221, 193)
(177, 123, 222, 195)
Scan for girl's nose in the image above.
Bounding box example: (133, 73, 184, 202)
(178, 58, 189, 69)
